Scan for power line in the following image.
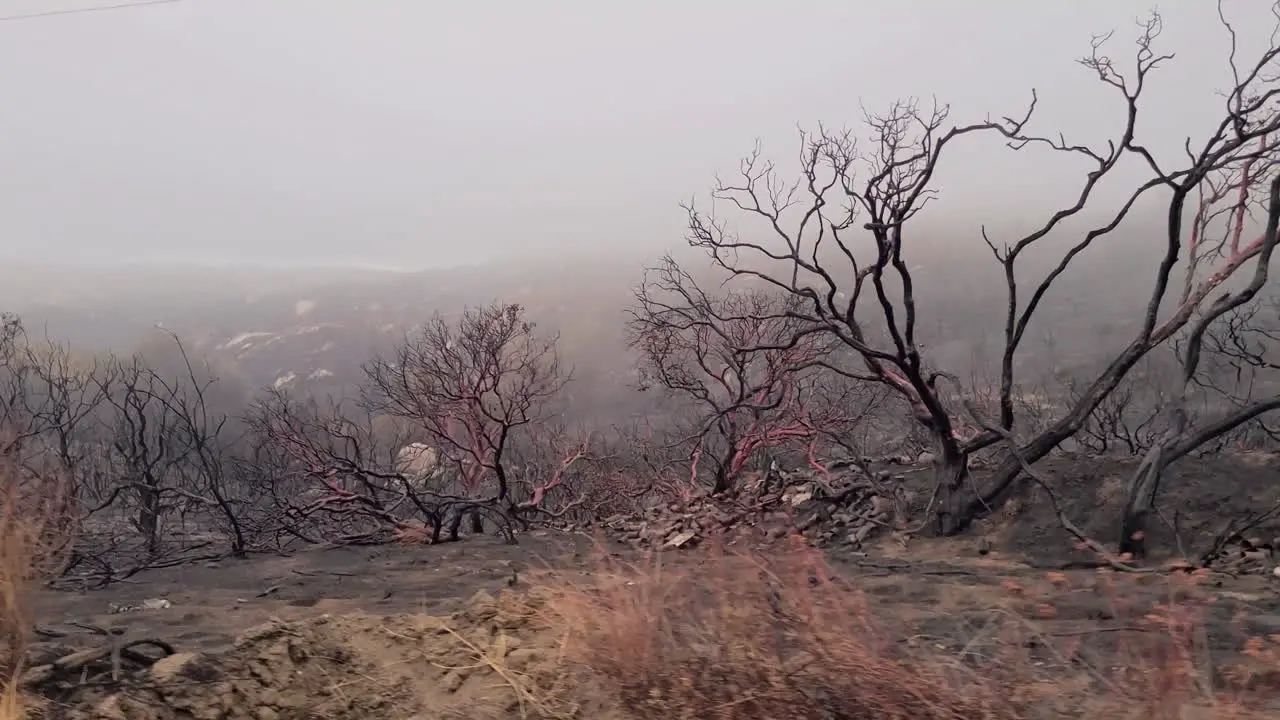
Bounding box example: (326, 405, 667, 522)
(0, 0, 182, 23)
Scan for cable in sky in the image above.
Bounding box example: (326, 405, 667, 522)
(0, 0, 182, 23)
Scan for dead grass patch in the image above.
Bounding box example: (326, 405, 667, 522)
(538, 536, 1280, 719)
(545, 537, 1020, 719)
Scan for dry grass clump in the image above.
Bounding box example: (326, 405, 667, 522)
(548, 538, 1021, 720)
(542, 536, 1280, 720)
(0, 435, 75, 720)
(998, 568, 1280, 719)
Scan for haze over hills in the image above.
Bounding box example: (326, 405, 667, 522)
(0, 223, 1197, 429)
(0, 250, 659, 423)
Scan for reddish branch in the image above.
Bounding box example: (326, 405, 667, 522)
(363, 303, 568, 507)
(251, 394, 413, 531)
(511, 431, 592, 516)
(722, 369, 856, 480)
(630, 261, 872, 494)
(1117, 134, 1280, 559)
(246, 390, 510, 544)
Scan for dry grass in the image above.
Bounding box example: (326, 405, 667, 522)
(0, 436, 75, 720)
(538, 535, 1280, 720)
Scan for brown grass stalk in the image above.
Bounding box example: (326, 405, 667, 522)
(0, 432, 75, 720)
(537, 537, 1280, 720)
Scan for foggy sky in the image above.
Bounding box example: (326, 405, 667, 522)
(0, 0, 1273, 270)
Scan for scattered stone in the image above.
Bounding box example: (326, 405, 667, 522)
(107, 598, 171, 614)
(597, 466, 899, 552)
(461, 590, 499, 623)
(1205, 536, 1280, 577)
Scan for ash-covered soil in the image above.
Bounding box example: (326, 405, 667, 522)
(22, 455, 1280, 719)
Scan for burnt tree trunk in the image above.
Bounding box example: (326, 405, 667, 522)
(136, 484, 161, 553)
(711, 467, 731, 495)
(446, 509, 464, 541)
(1119, 395, 1189, 561)
(710, 437, 735, 495)
(933, 448, 974, 536)
(1120, 432, 1176, 561)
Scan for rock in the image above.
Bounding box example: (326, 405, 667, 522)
(235, 621, 291, 648)
(850, 523, 875, 544)
(783, 486, 814, 504)
(1242, 550, 1270, 565)
(462, 591, 499, 623)
(441, 669, 466, 693)
(149, 652, 205, 684)
(796, 513, 821, 533)
(869, 495, 893, 516)
(505, 647, 544, 672)
(90, 695, 130, 720)
(598, 463, 892, 551)
(664, 530, 698, 548)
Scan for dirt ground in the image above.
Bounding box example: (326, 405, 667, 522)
(969, 452, 1280, 566)
(29, 531, 606, 719)
(34, 531, 600, 656)
(22, 455, 1280, 719)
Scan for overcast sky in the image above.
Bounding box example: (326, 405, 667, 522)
(0, 0, 1274, 269)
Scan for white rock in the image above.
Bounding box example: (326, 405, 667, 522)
(788, 489, 814, 507)
(664, 530, 698, 549)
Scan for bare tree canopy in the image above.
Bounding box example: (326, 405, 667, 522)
(362, 302, 569, 510)
(676, 5, 1280, 535)
(629, 256, 881, 494)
